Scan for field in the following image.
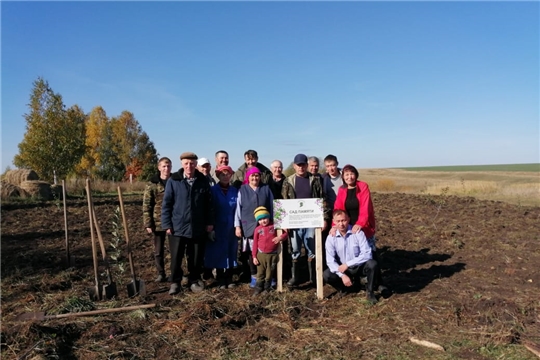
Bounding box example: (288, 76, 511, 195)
(1, 186, 540, 359)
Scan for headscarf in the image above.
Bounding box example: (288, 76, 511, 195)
(243, 166, 261, 184)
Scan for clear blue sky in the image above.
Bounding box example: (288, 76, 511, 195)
(2, 1, 539, 171)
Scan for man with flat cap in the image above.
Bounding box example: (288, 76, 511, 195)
(162, 152, 214, 295)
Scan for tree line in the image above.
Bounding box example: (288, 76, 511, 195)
(13, 77, 158, 182)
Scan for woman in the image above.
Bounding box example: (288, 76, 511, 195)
(204, 165, 238, 289)
(333, 165, 376, 243)
(234, 166, 274, 287)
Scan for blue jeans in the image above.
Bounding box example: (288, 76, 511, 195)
(290, 228, 315, 260)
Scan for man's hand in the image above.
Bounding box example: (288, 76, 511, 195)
(341, 274, 352, 287)
(166, 229, 172, 235)
(206, 225, 214, 232)
(253, 257, 259, 266)
(235, 227, 242, 238)
(352, 224, 362, 234)
(338, 264, 348, 273)
(145, 227, 153, 234)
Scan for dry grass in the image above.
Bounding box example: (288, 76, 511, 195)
(361, 169, 540, 207)
(62, 178, 147, 197)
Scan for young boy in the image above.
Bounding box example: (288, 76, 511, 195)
(252, 206, 287, 295)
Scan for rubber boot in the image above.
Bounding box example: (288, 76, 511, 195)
(307, 258, 316, 287)
(286, 261, 299, 287)
(264, 280, 272, 292)
(253, 281, 264, 296)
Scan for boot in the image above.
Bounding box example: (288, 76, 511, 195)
(286, 261, 299, 287)
(264, 281, 272, 292)
(253, 281, 264, 296)
(307, 258, 316, 287)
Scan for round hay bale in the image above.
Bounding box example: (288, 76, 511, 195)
(1, 180, 24, 199)
(20, 180, 52, 200)
(3, 169, 40, 186)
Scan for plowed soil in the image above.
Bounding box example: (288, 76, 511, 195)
(1, 192, 539, 359)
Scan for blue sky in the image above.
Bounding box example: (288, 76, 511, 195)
(2, 1, 539, 171)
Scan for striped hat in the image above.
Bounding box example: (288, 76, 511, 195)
(254, 206, 270, 221)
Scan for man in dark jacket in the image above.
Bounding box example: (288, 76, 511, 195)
(162, 152, 214, 295)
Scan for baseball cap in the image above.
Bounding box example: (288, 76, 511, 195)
(293, 154, 308, 165)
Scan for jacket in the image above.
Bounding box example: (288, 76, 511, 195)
(142, 173, 167, 231)
(281, 173, 331, 221)
(161, 169, 214, 238)
(231, 162, 272, 189)
(334, 181, 376, 239)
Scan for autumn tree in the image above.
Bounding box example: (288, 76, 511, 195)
(75, 106, 109, 177)
(14, 78, 86, 181)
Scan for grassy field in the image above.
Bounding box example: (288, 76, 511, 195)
(360, 165, 540, 207)
(395, 163, 540, 172)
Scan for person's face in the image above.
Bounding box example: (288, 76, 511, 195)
(158, 161, 172, 179)
(215, 152, 229, 166)
(245, 156, 258, 167)
(294, 163, 307, 176)
(343, 170, 357, 186)
(258, 218, 270, 227)
(271, 162, 283, 178)
(248, 172, 261, 187)
(333, 213, 350, 233)
(182, 159, 197, 177)
(325, 160, 338, 176)
(308, 161, 319, 175)
(199, 163, 211, 176)
(217, 170, 232, 185)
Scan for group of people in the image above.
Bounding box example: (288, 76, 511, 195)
(142, 149, 388, 304)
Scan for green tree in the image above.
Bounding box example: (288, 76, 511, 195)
(14, 78, 86, 181)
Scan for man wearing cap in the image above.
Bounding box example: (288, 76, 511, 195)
(162, 152, 214, 295)
(281, 153, 330, 287)
(198, 157, 216, 186)
(231, 149, 272, 188)
(210, 150, 230, 183)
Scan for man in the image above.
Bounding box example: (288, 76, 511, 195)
(197, 157, 216, 186)
(324, 210, 378, 304)
(308, 156, 321, 178)
(231, 149, 272, 188)
(142, 157, 172, 283)
(210, 150, 229, 183)
(268, 160, 285, 200)
(321, 154, 342, 212)
(162, 152, 214, 295)
(282, 153, 330, 287)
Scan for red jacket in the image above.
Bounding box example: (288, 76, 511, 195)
(252, 224, 287, 258)
(334, 181, 376, 239)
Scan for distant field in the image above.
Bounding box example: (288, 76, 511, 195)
(394, 163, 540, 172)
(359, 167, 540, 207)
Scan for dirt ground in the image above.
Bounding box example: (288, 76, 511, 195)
(1, 192, 539, 359)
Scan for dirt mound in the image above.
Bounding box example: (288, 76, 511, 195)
(3, 169, 39, 186)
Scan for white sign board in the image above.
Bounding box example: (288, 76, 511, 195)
(273, 198, 324, 229)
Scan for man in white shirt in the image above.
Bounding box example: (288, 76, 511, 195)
(324, 209, 378, 303)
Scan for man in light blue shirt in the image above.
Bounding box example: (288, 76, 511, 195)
(324, 209, 379, 303)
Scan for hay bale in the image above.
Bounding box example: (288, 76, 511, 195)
(3, 169, 40, 186)
(20, 180, 52, 200)
(0, 180, 25, 199)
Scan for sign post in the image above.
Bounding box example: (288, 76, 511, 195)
(273, 198, 325, 299)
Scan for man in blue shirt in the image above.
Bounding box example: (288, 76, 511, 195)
(324, 209, 379, 304)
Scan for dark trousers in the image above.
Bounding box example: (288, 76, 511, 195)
(153, 231, 168, 276)
(323, 259, 378, 293)
(169, 235, 206, 284)
(256, 252, 278, 283)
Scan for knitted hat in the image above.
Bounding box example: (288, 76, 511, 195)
(243, 166, 261, 184)
(254, 206, 270, 221)
(180, 152, 198, 160)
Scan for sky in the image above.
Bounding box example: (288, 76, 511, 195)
(2, 1, 539, 171)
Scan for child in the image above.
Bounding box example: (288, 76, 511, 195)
(252, 206, 287, 295)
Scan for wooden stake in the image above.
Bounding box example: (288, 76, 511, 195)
(315, 227, 323, 299)
(277, 229, 283, 292)
(62, 180, 70, 267)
